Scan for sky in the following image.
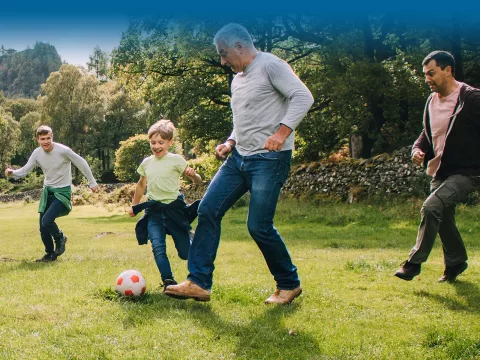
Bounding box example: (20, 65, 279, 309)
(0, 13, 130, 67)
(2, 0, 479, 68)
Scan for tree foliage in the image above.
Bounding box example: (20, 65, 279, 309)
(40, 64, 106, 155)
(0, 107, 20, 173)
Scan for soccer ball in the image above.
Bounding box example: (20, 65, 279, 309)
(116, 269, 146, 297)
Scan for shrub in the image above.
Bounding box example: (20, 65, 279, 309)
(114, 134, 151, 182)
(188, 140, 222, 181)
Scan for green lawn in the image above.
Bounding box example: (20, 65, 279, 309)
(1, 199, 479, 359)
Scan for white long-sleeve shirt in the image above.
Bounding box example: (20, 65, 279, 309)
(11, 142, 97, 188)
(228, 51, 314, 156)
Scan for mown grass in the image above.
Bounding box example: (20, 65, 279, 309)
(1, 198, 479, 359)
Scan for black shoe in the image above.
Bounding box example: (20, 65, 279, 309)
(36, 253, 57, 262)
(162, 279, 178, 292)
(395, 261, 421, 281)
(54, 235, 67, 256)
(438, 262, 468, 283)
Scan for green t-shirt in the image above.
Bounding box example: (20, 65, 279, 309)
(137, 153, 188, 203)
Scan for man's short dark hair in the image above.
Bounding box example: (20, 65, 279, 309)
(36, 125, 53, 138)
(422, 51, 455, 76)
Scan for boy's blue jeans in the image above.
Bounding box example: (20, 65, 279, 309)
(147, 211, 190, 281)
(39, 196, 66, 254)
(187, 149, 300, 291)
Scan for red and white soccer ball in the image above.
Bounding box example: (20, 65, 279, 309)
(116, 269, 146, 297)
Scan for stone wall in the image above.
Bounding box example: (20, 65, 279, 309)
(0, 146, 432, 204)
(283, 146, 431, 202)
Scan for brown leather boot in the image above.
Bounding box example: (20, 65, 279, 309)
(164, 280, 211, 301)
(394, 261, 421, 281)
(264, 287, 302, 305)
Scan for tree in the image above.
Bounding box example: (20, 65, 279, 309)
(0, 107, 20, 174)
(87, 46, 110, 82)
(92, 81, 150, 173)
(40, 64, 106, 156)
(17, 111, 41, 163)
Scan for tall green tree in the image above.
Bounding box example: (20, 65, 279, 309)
(87, 46, 110, 82)
(0, 107, 20, 173)
(40, 64, 106, 156)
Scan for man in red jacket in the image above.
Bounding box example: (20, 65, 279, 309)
(395, 51, 480, 282)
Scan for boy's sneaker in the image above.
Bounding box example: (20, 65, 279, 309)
(162, 279, 178, 292)
(54, 235, 67, 256)
(36, 253, 57, 262)
(394, 260, 421, 281)
(438, 262, 468, 283)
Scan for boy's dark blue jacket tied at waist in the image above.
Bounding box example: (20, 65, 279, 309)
(132, 196, 200, 245)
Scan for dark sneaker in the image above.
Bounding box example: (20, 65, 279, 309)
(54, 235, 67, 256)
(395, 261, 421, 281)
(162, 278, 178, 292)
(438, 262, 468, 283)
(36, 253, 57, 262)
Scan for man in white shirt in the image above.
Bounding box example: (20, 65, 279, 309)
(5, 125, 98, 262)
(166, 23, 313, 304)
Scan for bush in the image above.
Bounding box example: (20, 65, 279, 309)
(114, 134, 151, 182)
(188, 140, 222, 181)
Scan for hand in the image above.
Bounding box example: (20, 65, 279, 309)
(263, 125, 292, 151)
(412, 150, 425, 166)
(90, 185, 99, 193)
(4, 168, 13, 177)
(185, 166, 196, 177)
(128, 207, 135, 217)
(215, 142, 233, 160)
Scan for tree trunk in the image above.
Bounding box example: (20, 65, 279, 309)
(350, 132, 374, 159)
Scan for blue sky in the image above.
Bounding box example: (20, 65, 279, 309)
(2, 1, 478, 68)
(0, 13, 130, 67)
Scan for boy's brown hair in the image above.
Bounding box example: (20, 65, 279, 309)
(36, 125, 53, 138)
(147, 119, 175, 140)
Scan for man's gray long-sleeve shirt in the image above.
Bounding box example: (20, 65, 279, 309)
(228, 51, 314, 156)
(11, 143, 97, 188)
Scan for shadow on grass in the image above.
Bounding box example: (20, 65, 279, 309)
(414, 281, 480, 313)
(94, 287, 321, 358)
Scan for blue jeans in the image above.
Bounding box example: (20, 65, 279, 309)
(39, 196, 66, 254)
(187, 149, 300, 290)
(147, 211, 191, 281)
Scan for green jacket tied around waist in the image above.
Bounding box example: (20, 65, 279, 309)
(38, 186, 72, 216)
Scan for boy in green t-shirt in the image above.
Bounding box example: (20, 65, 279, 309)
(129, 119, 201, 291)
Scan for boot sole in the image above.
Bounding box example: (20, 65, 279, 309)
(394, 273, 415, 281)
(164, 290, 210, 302)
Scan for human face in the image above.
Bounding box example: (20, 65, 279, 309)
(423, 60, 451, 95)
(37, 132, 54, 152)
(150, 133, 173, 159)
(216, 41, 243, 73)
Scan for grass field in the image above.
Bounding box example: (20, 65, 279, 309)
(1, 198, 479, 359)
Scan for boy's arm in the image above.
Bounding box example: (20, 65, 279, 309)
(184, 166, 202, 185)
(64, 148, 98, 190)
(129, 176, 147, 217)
(7, 150, 38, 179)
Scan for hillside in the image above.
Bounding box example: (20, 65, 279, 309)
(0, 42, 62, 98)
